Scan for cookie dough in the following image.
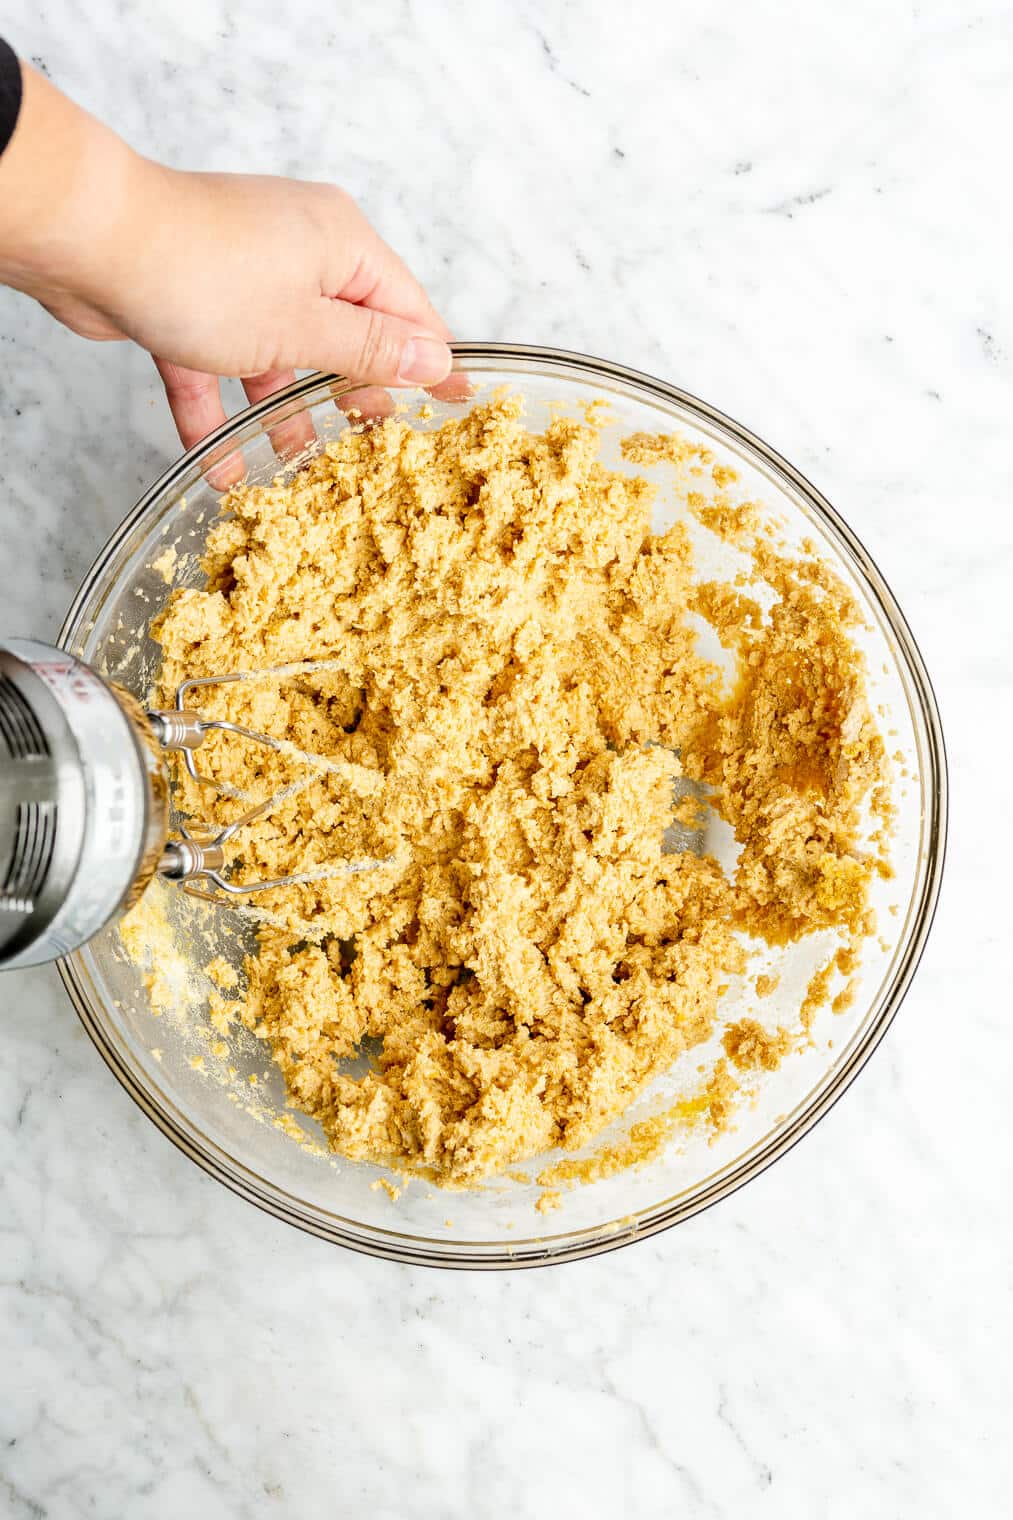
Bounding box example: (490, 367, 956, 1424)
(150, 395, 888, 1184)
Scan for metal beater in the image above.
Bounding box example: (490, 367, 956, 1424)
(0, 638, 378, 969)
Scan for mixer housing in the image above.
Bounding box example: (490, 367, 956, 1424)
(0, 639, 167, 969)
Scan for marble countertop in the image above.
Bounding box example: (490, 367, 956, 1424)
(2, 1, 1010, 1515)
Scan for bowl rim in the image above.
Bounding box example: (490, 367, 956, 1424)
(56, 343, 948, 1269)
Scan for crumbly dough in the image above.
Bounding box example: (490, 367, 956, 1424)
(150, 396, 889, 1186)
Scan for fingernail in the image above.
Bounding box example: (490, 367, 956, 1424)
(398, 336, 452, 385)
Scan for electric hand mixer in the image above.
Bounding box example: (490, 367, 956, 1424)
(0, 638, 376, 969)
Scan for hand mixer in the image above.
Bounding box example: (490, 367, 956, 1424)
(0, 638, 376, 970)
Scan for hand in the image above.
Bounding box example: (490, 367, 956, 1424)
(84, 169, 456, 451)
(0, 64, 454, 449)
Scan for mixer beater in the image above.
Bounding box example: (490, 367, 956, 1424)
(0, 639, 380, 969)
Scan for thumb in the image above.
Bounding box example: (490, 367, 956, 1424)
(290, 297, 453, 388)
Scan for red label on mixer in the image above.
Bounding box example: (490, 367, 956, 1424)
(32, 658, 102, 707)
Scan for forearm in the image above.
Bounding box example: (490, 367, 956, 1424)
(0, 58, 149, 316)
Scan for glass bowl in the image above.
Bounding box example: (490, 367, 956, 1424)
(57, 345, 946, 1268)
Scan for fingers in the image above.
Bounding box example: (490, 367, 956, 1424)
(327, 192, 452, 341)
(427, 370, 474, 404)
(316, 190, 457, 394)
(154, 358, 229, 450)
(337, 385, 396, 424)
(241, 368, 298, 406)
(153, 357, 244, 488)
(292, 298, 453, 389)
(242, 368, 316, 460)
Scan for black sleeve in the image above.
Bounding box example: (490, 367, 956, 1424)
(0, 39, 23, 157)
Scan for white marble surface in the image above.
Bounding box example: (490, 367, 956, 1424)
(1, 0, 1011, 1514)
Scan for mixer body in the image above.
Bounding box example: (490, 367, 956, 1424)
(1, 638, 383, 970)
(0, 639, 167, 969)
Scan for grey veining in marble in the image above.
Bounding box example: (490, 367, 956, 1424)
(1, 1, 1011, 1515)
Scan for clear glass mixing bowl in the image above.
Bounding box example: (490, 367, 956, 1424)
(57, 346, 946, 1268)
